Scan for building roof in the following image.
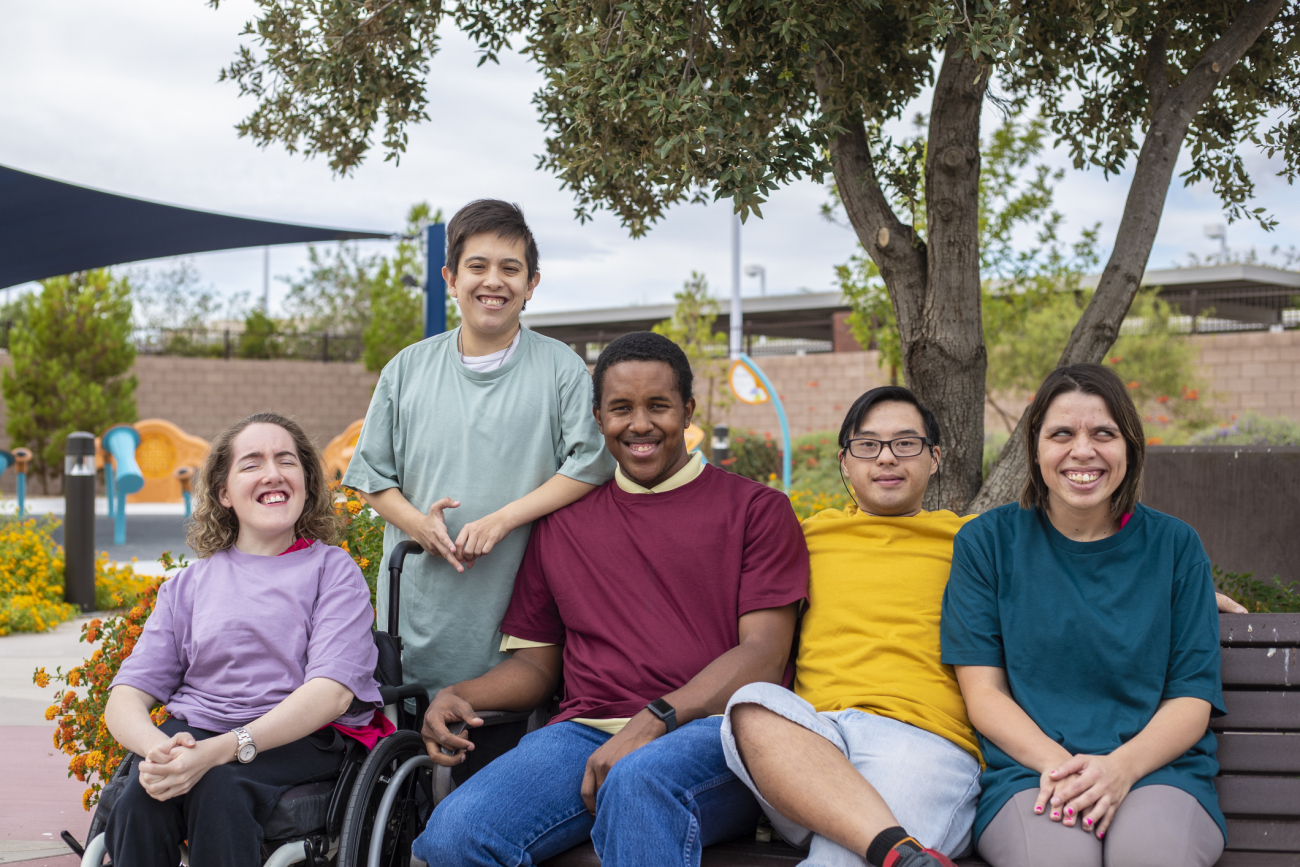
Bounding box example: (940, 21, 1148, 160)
(523, 264, 1300, 345)
(0, 164, 392, 289)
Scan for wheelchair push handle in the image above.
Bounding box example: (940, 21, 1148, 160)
(386, 540, 424, 637)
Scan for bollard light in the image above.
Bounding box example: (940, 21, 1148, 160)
(64, 432, 97, 612)
(711, 423, 731, 469)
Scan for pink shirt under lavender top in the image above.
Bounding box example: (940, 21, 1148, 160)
(112, 541, 383, 732)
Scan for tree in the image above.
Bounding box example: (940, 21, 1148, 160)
(282, 203, 455, 372)
(653, 272, 732, 451)
(2, 271, 137, 492)
(363, 204, 456, 372)
(211, 0, 1298, 512)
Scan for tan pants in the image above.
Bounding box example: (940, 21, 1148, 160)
(978, 785, 1224, 867)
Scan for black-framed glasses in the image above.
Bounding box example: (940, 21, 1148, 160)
(845, 436, 933, 459)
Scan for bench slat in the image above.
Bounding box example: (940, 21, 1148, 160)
(1222, 615, 1300, 648)
(1215, 853, 1300, 866)
(1218, 734, 1300, 773)
(1218, 777, 1300, 817)
(1222, 648, 1298, 688)
(1227, 819, 1300, 853)
(1214, 692, 1300, 731)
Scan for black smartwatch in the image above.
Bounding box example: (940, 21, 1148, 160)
(644, 698, 678, 733)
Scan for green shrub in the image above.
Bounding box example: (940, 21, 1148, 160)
(1190, 412, 1300, 446)
(1214, 565, 1300, 613)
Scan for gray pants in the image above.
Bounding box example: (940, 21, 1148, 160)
(978, 785, 1224, 867)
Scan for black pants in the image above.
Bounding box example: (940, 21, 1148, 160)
(104, 718, 345, 867)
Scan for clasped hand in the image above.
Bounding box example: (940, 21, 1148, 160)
(415, 498, 515, 573)
(137, 732, 228, 802)
(1035, 753, 1135, 839)
(421, 690, 482, 767)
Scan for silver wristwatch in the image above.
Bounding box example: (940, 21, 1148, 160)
(231, 727, 257, 763)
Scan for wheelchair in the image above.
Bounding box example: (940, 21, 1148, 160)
(70, 540, 502, 867)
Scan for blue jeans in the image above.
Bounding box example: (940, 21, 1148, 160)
(413, 718, 760, 867)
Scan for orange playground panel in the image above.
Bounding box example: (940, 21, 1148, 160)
(324, 419, 364, 481)
(125, 419, 210, 503)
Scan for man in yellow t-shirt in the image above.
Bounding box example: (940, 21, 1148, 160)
(721, 386, 979, 867)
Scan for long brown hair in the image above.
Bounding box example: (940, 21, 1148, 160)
(1020, 363, 1146, 518)
(187, 412, 339, 557)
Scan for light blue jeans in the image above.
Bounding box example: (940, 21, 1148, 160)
(413, 717, 760, 867)
(722, 682, 981, 867)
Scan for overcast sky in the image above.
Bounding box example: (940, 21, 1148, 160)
(2, 1, 1294, 317)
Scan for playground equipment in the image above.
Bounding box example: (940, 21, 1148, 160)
(128, 420, 209, 504)
(12, 448, 30, 516)
(101, 425, 144, 546)
(174, 467, 195, 518)
(324, 419, 364, 481)
(728, 354, 791, 492)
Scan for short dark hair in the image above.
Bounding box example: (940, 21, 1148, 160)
(592, 332, 694, 410)
(1020, 363, 1145, 517)
(838, 385, 941, 449)
(446, 199, 539, 281)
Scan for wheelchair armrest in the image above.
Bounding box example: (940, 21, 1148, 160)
(474, 710, 532, 727)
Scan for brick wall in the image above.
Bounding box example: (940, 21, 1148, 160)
(707, 329, 1300, 438)
(1193, 330, 1300, 421)
(0, 355, 378, 492)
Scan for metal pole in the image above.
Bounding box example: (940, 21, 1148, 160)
(14, 448, 31, 518)
(64, 432, 97, 612)
(730, 213, 742, 359)
(262, 247, 271, 312)
(425, 223, 448, 339)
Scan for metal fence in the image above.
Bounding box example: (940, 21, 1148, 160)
(131, 327, 364, 363)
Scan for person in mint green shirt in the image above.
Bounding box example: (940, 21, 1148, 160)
(343, 199, 614, 698)
(941, 363, 1225, 867)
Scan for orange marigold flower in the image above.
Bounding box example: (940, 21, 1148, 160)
(82, 789, 93, 811)
(339, 540, 350, 552)
(1147, 436, 1163, 445)
(93, 663, 109, 680)
(1127, 381, 1139, 389)
(1183, 389, 1200, 400)
(44, 705, 58, 721)
(126, 624, 142, 639)
(357, 558, 370, 570)
(1109, 356, 1123, 364)
(346, 500, 363, 515)
(1157, 396, 1169, 404)
(1156, 415, 1169, 424)
(33, 667, 50, 689)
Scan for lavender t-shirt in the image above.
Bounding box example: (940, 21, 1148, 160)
(112, 541, 382, 732)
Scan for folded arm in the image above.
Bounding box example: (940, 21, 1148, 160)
(105, 677, 354, 801)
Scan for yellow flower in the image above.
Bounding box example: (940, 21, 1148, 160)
(33, 667, 49, 689)
(44, 705, 58, 721)
(346, 500, 363, 515)
(357, 557, 370, 570)
(82, 788, 93, 811)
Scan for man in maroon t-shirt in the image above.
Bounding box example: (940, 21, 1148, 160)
(411, 332, 809, 867)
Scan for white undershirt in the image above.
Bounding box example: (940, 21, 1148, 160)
(460, 329, 521, 373)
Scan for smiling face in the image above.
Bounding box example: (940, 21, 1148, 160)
(217, 422, 306, 552)
(840, 400, 939, 517)
(1036, 391, 1128, 520)
(443, 231, 539, 349)
(595, 360, 696, 489)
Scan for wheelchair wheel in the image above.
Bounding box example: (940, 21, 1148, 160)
(335, 730, 434, 867)
(82, 753, 136, 864)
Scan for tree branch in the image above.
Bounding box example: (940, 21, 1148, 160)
(1145, 28, 1169, 116)
(971, 0, 1286, 513)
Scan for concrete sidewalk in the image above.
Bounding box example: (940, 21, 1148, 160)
(2, 726, 86, 864)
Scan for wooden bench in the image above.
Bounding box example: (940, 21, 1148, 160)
(539, 613, 1300, 867)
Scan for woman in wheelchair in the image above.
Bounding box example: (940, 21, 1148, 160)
(101, 412, 389, 867)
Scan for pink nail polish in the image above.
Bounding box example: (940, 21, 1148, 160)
(1098, 831, 1105, 840)
(1051, 812, 1060, 819)
(1066, 808, 1073, 817)
(1084, 818, 1092, 827)
(1034, 806, 1043, 814)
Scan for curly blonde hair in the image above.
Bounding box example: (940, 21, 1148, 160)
(187, 412, 340, 557)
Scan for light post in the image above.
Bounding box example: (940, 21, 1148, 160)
(744, 264, 766, 296)
(64, 432, 96, 612)
(730, 213, 742, 359)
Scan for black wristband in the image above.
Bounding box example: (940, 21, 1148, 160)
(644, 698, 678, 734)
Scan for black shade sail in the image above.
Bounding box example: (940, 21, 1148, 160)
(0, 165, 394, 289)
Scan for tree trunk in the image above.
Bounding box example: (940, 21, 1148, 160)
(910, 44, 989, 513)
(823, 43, 989, 513)
(969, 0, 1287, 514)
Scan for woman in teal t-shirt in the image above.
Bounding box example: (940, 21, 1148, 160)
(941, 363, 1226, 867)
